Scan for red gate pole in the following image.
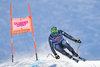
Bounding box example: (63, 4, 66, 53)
(10, 4, 14, 62)
(28, 2, 38, 61)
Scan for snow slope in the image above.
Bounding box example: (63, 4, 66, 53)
(0, 55, 100, 67)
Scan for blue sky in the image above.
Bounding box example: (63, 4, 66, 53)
(0, 0, 100, 63)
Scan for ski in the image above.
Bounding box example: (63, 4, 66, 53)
(78, 56, 86, 61)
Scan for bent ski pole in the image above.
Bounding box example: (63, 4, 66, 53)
(77, 44, 81, 54)
(47, 53, 55, 58)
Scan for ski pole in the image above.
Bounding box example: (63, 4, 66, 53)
(47, 53, 55, 58)
(77, 44, 81, 54)
(47, 53, 62, 67)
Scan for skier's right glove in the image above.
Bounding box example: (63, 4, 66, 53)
(55, 54, 60, 59)
(75, 39, 82, 43)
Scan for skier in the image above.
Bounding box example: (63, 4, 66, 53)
(48, 27, 85, 63)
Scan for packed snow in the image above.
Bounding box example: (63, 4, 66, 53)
(0, 55, 100, 67)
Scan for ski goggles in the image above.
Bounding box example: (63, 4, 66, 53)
(51, 29, 58, 34)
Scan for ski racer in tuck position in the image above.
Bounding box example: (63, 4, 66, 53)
(48, 27, 85, 62)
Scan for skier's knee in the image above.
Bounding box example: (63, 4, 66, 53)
(61, 52, 67, 55)
(69, 48, 74, 52)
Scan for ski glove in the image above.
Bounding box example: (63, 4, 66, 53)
(75, 40, 82, 43)
(55, 54, 60, 59)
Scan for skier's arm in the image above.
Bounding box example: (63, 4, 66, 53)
(60, 30, 77, 42)
(48, 37, 57, 55)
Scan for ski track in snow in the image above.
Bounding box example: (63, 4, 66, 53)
(0, 57, 100, 67)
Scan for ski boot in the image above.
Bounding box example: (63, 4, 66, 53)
(72, 58, 79, 63)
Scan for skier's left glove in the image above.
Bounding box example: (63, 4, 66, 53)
(55, 54, 60, 59)
(75, 40, 82, 43)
